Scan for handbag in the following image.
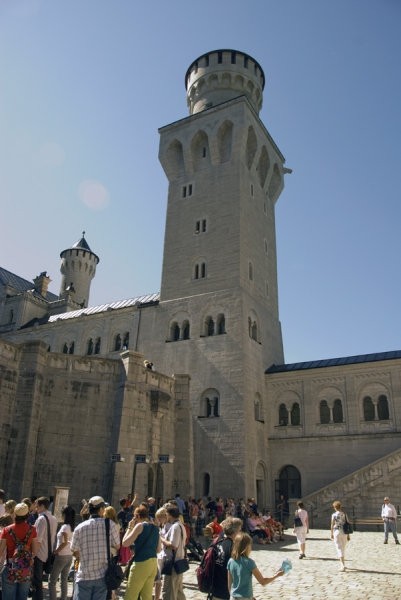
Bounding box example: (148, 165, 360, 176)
(43, 515, 55, 574)
(343, 515, 353, 535)
(174, 558, 189, 574)
(293, 511, 303, 528)
(105, 519, 124, 590)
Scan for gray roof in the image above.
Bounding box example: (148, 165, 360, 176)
(60, 233, 99, 262)
(0, 267, 59, 301)
(266, 350, 401, 374)
(48, 292, 160, 322)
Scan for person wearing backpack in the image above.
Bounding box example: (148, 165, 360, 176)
(0, 502, 39, 600)
(196, 517, 242, 600)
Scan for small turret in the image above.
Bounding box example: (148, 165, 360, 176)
(59, 232, 99, 308)
(185, 49, 265, 115)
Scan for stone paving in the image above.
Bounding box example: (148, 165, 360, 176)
(58, 528, 401, 600)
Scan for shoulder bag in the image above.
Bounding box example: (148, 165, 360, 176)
(43, 515, 55, 574)
(343, 514, 353, 535)
(173, 524, 189, 574)
(293, 510, 303, 528)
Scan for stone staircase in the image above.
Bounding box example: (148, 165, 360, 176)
(298, 446, 401, 528)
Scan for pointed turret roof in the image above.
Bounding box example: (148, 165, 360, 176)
(73, 232, 92, 252)
(60, 232, 99, 262)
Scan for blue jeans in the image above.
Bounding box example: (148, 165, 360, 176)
(384, 518, 399, 541)
(1, 568, 31, 600)
(73, 577, 108, 600)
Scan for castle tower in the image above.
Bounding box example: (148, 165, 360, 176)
(59, 233, 99, 308)
(156, 49, 289, 503)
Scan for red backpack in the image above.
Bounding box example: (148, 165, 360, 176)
(6, 526, 34, 583)
(195, 538, 219, 593)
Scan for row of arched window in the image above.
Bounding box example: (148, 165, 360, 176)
(278, 394, 391, 426)
(61, 331, 130, 355)
(169, 315, 226, 341)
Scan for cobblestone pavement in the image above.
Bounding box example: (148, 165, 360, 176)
(59, 529, 401, 600)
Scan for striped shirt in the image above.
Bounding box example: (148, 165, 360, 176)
(71, 517, 120, 582)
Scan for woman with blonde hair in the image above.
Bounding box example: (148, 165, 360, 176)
(227, 532, 283, 598)
(330, 500, 350, 571)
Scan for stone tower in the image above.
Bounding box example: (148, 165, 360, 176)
(157, 49, 289, 504)
(59, 233, 99, 308)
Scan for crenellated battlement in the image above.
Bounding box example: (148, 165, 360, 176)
(185, 49, 265, 115)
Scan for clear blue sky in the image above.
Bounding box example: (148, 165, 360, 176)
(1, 0, 400, 364)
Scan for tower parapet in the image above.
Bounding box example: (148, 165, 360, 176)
(59, 233, 99, 308)
(185, 49, 265, 115)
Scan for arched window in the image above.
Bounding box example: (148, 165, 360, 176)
(206, 396, 219, 417)
(94, 337, 101, 354)
(254, 393, 263, 421)
(279, 403, 288, 426)
(69, 342, 75, 355)
(9, 309, 14, 324)
(363, 396, 375, 421)
(194, 264, 199, 279)
(123, 332, 129, 349)
(251, 321, 258, 341)
(248, 261, 253, 281)
(206, 317, 214, 336)
(217, 314, 225, 334)
(62, 343, 68, 354)
(182, 320, 190, 340)
(201, 262, 206, 278)
(201, 389, 220, 418)
(320, 400, 330, 424)
(378, 395, 389, 420)
(290, 403, 300, 426)
(170, 322, 180, 341)
(333, 399, 343, 423)
(87, 338, 94, 355)
(114, 334, 122, 351)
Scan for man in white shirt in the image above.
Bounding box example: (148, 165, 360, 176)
(381, 496, 400, 544)
(32, 496, 58, 600)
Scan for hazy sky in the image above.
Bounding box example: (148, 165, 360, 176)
(1, 0, 400, 364)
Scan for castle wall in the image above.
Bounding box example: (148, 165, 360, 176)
(0, 338, 191, 508)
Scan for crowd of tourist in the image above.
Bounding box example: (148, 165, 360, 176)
(0, 489, 288, 600)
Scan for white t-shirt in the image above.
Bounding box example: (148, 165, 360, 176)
(56, 523, 73, 556)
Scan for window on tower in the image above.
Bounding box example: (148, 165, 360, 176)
(182, 184, 193, 198)
(199, 389, 220, 418)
